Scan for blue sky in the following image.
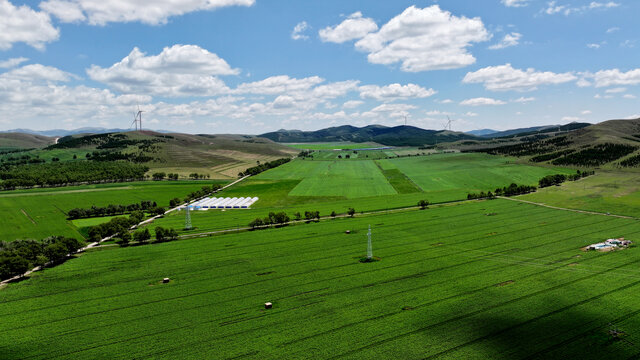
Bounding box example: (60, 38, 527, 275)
(0, 0, 638, 134)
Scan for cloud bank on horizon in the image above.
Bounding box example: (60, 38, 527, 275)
(0, 0, 638, 133)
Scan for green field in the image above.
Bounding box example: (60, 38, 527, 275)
(520, 170, 640, 217)
(285, 142, 383, 150)
(2, 199, 640, 359)
(146, 153, 578, 236)
(391, 153, 576, 194)
(0, 181, 225, 242)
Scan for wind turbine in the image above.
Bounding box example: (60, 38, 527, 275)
(131, 105, 144, 131)
(444, 116, 454, 131)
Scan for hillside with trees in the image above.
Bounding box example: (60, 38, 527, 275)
(477, 118, 640, 168)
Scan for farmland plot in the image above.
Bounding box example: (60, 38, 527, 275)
(1, 200, 640, 359)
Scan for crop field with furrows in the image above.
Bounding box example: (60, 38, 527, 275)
(259, 158, 401, 199)
(0, 181, 224, 241)
(390, 153, 576, 194)
(520, 170, 640, 217)
(288, 161, 397, 198)
(2, 200, 640, 359)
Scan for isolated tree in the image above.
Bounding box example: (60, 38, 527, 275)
(294, 212, 301, 221)
(331, 211, 337, 218)
(347, 208, 356, 217)
(418, 200, 429, 209)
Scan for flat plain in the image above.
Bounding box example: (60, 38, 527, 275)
(2, 200, 639, 359)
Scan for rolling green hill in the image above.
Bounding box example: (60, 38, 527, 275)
(261, 125, 478, 147)
(482, 118, 640, 168)
(0, 133, 55, 150)
(17, 131, 297, 179)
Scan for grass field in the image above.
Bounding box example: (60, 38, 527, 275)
(2, 199, 640, 359)
(256, 159, 400, 198)
(146, 153, 578, 236)
(0, 181, 225, 242)
(391, 153, 575, 196)
(520, 170, 640, 217)
(285, 142, 383, 150)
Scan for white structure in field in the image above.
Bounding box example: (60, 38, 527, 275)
(186, 197, 259, 210)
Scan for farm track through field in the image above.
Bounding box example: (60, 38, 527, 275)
(0, 202, 569, 307)
(89, 240, 640, 360)
(20, 209, 36, 225)
(3, 211, 636, 358)
(0, 177, 248, 286)
(25, 244, 628, 360)
(3, 197, 640, 359)
(501, 196, 640, 220)
(2, 208, 620, 320)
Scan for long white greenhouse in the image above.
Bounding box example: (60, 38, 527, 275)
(185, 197, 259, 210)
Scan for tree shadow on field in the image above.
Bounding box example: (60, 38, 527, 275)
(421, 294, 640, 360)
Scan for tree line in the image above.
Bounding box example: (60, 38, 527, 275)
(238, 158, 291, 177)
(0, 161, 149, 190)
(467, 183, 537, 200)
(67, 200, 160, 220)
(249, 208, 358, 229)
(113, 226, 179, 246)
(0, 236, 85, 281)
(538, 170, 593, 188)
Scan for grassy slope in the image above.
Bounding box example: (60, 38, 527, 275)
(0, 181, 224, 241)
(520, 170, 640, 217)
(2, 200, 640, 359)
(0, 133, 54, 150)
(150, 132, 297, 178)
(391, 153, 575, 198)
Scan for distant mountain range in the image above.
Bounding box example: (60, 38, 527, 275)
(1, 122, 593, 148)
(261, 125, 477, 147)
(466, 129, 497, 136)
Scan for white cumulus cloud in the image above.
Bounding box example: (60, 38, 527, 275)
(291, 21, 310, 41)
(0, 57, 28, 68)
(359, 83, 436, 101)
(460, 97, 507, 106)
(319, 11, 378, 43)
(502, 0, 529, 7)
(235, 75, 324, 95)
(0, 0, 59, 50)
(463, 63, 577, 91)
(87, 45, 238, 97)
(39, 0, 254, 25)
(489, 32, 522, 50)
(587, 68, 640, 87)
(354, 5, 490, 72)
